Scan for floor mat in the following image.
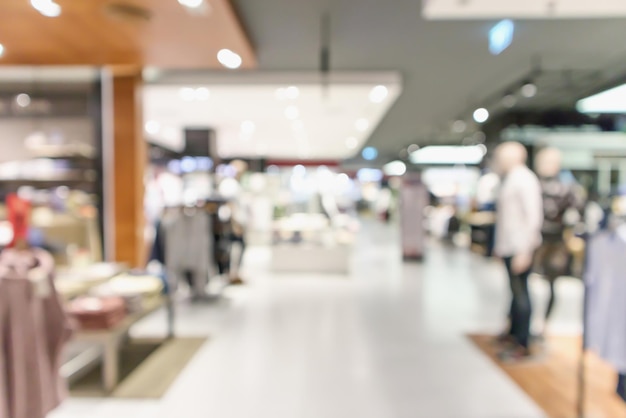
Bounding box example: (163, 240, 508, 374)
(70, 338, 206, 399)
(469, 334, 626, 418)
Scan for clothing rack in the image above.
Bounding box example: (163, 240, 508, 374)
(576, 210, 626, 418)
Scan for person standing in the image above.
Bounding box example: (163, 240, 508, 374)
(493, 142, 543, 362)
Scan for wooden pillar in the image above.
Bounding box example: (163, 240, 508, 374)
(109, 70, 145, 267)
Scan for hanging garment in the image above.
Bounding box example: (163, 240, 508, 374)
(0, 248, 72, 418)
(584, 230, 626, 373)
(163, 210, 212, 296)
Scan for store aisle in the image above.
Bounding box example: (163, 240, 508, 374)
(51, 221, 585, 418)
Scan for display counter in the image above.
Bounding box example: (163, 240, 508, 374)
(57, 263, 173, 394)
(270, 214, 355, 275)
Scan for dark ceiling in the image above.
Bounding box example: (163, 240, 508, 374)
(233, 0, 626, 158)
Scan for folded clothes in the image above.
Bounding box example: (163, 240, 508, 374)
(67, 297, 127, 330)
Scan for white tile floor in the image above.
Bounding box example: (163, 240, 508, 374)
(51, 221, 584, 418)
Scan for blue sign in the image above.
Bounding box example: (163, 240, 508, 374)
(489, 19, 514, 55)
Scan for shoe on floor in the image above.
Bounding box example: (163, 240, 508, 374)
(497, 346, 533, 365)
(229, 277, 245, 286)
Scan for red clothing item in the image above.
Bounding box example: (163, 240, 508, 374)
(6, 194, 31, 248)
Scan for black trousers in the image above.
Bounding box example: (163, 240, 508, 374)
(503, 257, 532, 349)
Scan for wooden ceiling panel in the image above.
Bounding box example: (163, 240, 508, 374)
(0, 0, 256, 68)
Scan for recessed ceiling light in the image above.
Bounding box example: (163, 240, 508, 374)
(241, 120, 256, 135)
(217, 49, 242, 69)
(346, 137, 358, 149)
(31, 0, 61, 17)
(179, 87, 195, 101)
(178, 0, 203, 8)
(369, 85, 388, 103)
(145, 120, 160, 135)
(285, 86, 300, 99)
(15, 93, 31, 108)
(355, 118, 370, 132)
(502, 93, 517, 108)
(284, 105, 299, 120)
(407, 144, 420, 153)
(195, 87, 210, 101)
(0, 44, 4, 58)
(521, 82, 537, 98)
(473, 108, 489, 124)
(452, 120, 467, 133)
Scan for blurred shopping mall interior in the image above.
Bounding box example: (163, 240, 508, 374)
(2, 1, 626, 417)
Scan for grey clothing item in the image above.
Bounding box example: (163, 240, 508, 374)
(585, 230, 626, 373)
(163, 209, 212, 296)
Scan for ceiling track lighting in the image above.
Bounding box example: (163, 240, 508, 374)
(520, 80, 538, 98)
(0, 43, 4, 58)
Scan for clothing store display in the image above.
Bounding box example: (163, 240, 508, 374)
(0, 247, 72, 418)
(68, 297, 127, 330)
(152, 209, 212, 298)
(495, 165, 543, 257)
(584, 230, 626, 374)
(400, 173, 428, 260)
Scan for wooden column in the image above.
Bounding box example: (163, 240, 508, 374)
(110, 70, 145, 267)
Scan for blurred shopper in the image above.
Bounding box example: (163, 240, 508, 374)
(493, 142, 543, 362)
(533, 148, 586, 339)
(228, 160, 250, 285)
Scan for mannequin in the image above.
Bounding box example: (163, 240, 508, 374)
(493, 141, 543, 362)
(533, 147, 585, 337)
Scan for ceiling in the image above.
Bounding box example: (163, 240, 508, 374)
(227, 0, 626, 159)
(424, 0, 626, 19)
(0, 0, 255, 68)
(143, 72, 401, 160)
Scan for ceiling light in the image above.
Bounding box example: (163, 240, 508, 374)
(31, 0, 61, 17)
(521, 82, 537, 98)
(362, 147, 378, 161)
(178, 0, 203, 8)
(502, 93, 517, 108)
(145, 120, 160, 135)
(369, 85, 389, 103)
(452, 120, 467, 133)
(577, 83, 626, 113)
(383, 160, 407, 177)
(285, 86, 300, 99)
(15, 94, 31, 108)
(346, 137, 358, 149)
(241, 120, 256, 135)
(217, 49, 242, 69)
(179, 87, 196, 101)
(0, 44, 4, 58)
(407, 144, 420, 153)
(284, 106, 299, 120)
(473, 108, 489, 123)
(195, 87, 210, 101)
(355, 118, 370, 132)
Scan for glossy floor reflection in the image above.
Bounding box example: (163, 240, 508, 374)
(52, 221, 584, 418)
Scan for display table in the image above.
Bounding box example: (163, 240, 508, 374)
(270, 214, 354, 275)
(57, 263, 174, 394)
(271, 244, 351, 274)
(70, 297, 164, 393)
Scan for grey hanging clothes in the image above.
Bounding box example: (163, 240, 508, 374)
(584, 230, 626, 373)
(163, 209, 212, 297)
